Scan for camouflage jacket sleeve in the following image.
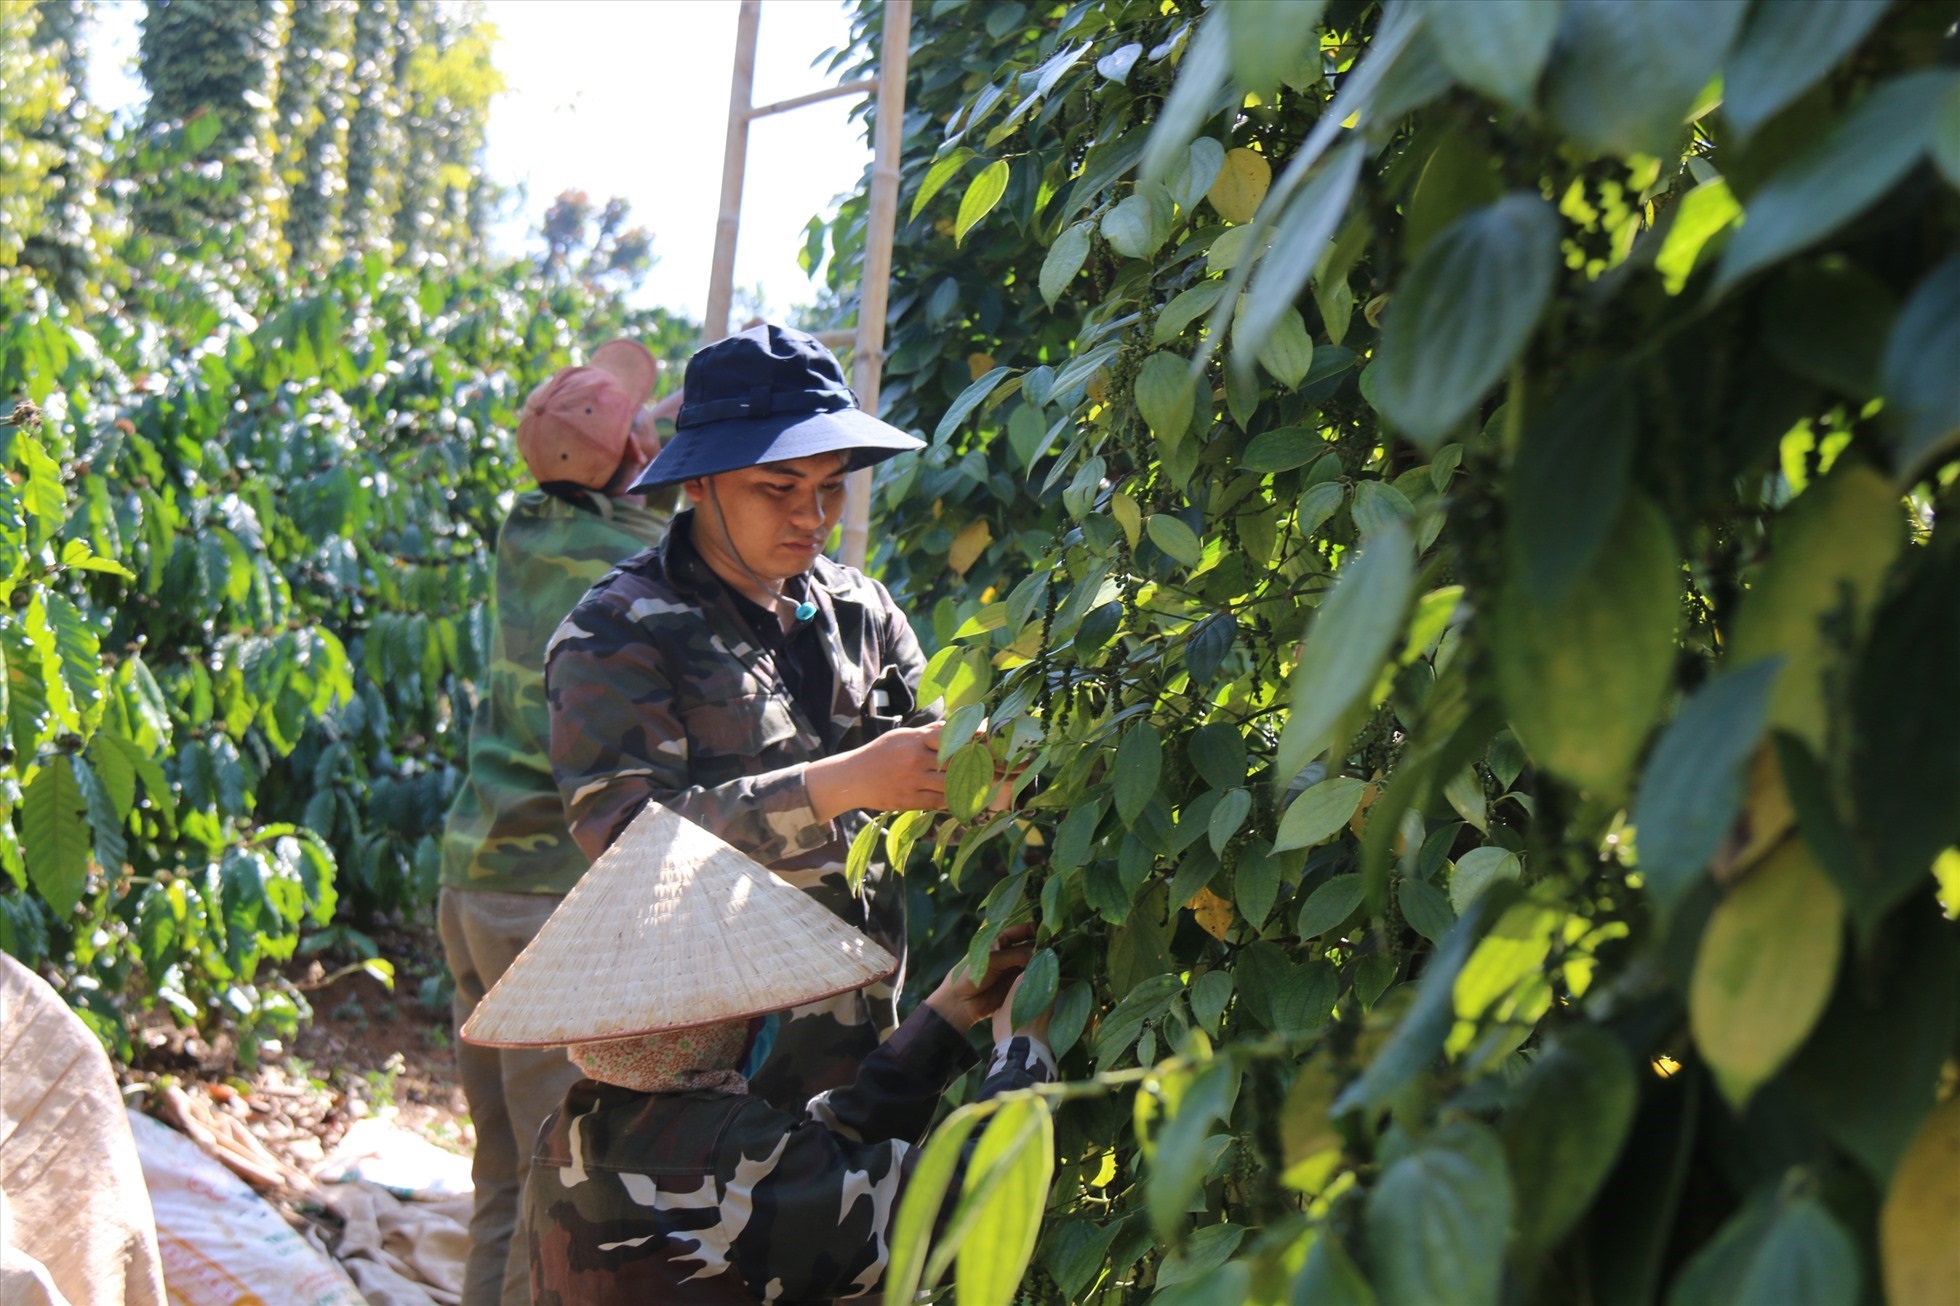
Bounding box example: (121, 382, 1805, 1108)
(716, 1015, 1058, 1300)
(545, 593, 831, 866)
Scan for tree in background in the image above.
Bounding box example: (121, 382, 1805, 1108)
(812, 1, 1960, 1302)
(390, 1, 504, 266)
(339, 0, 399, 255)
(133, 0, 283, 258)
(275, 0, 353, 267)
(539, 188, 657, 290)
(17, 0, 106, 297)
(0, 4, 72, 271)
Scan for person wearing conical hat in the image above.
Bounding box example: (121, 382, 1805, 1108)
(544, 324, 951, 1115)
(462, 804, 1056, 1305)
(438, 338, 681, 1306)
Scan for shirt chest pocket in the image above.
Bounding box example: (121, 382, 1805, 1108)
(677, 692, 805, 761)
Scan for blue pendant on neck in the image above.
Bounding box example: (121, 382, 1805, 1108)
(793, 600, 818, 622)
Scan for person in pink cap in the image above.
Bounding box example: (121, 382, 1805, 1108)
(438, 338, 681, 1306)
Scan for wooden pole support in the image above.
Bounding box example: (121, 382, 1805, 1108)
(840, 0, 913, 572)
(748, 79, 877, 120)
(705, 0, 761, 343)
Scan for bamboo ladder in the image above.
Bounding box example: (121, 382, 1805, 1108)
(702, 0, 913, 571)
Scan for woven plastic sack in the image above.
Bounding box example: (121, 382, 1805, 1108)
(129, 1110, 366, 1306)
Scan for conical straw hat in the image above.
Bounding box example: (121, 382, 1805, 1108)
(461, 804, 898, 1047)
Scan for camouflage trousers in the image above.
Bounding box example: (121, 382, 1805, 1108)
(439, 887, 584, 1306)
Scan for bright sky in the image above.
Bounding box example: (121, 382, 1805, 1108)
(84, 0, 871, 322)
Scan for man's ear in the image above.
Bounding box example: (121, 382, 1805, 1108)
(681, 477, 708, 504)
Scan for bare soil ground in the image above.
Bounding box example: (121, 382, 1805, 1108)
(122, 920, 474, 1181)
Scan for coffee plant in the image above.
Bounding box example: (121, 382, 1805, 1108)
(0, 3, 693, 1065)
(817, 1, 1960, 1302)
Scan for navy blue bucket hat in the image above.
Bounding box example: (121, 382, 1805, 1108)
(630, 323, 924, 491)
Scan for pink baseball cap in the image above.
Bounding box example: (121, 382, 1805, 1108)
(515, 339, 658, 487)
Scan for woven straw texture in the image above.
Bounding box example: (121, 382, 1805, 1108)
(460, 804, 897, 1047)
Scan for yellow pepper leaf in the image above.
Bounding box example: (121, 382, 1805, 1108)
(1882, 1095, 1960, 1306)
(1689, 839, 1844, 1109)
(1187, 885, 1234, 941)
(1207, 147, 1272, 224)
(948, 519, 993, 576)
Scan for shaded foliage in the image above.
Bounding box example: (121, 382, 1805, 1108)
(814, 0, 1960, 1301)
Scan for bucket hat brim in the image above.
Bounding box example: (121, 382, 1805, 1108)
(629, 405, 923, 492)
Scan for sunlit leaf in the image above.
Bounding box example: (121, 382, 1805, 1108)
(844, 819, 880, 893)
(885, 1104, 990, 1302)
(955, 159, 1012, 246)
(951, 1098, 1054, 1306)
(912, 146, 976, 219)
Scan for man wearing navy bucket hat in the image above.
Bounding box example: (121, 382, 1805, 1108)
(543, 323, 946, 1110)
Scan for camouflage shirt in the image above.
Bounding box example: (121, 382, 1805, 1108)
(545, 510, 937, 1106)
(525, 1007, 1058, 1305)
(440, 489, 670, 895)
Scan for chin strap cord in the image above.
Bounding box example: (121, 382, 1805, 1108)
(707, 482, 818, 622)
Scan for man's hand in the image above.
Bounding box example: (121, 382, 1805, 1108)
(806, 724, 948, 821)
(923, 924, 1035, 1030)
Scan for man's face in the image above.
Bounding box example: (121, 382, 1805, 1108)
(685, 451, 851, 582)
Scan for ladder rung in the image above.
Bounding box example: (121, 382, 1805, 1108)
(746, 79, 877, 120)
